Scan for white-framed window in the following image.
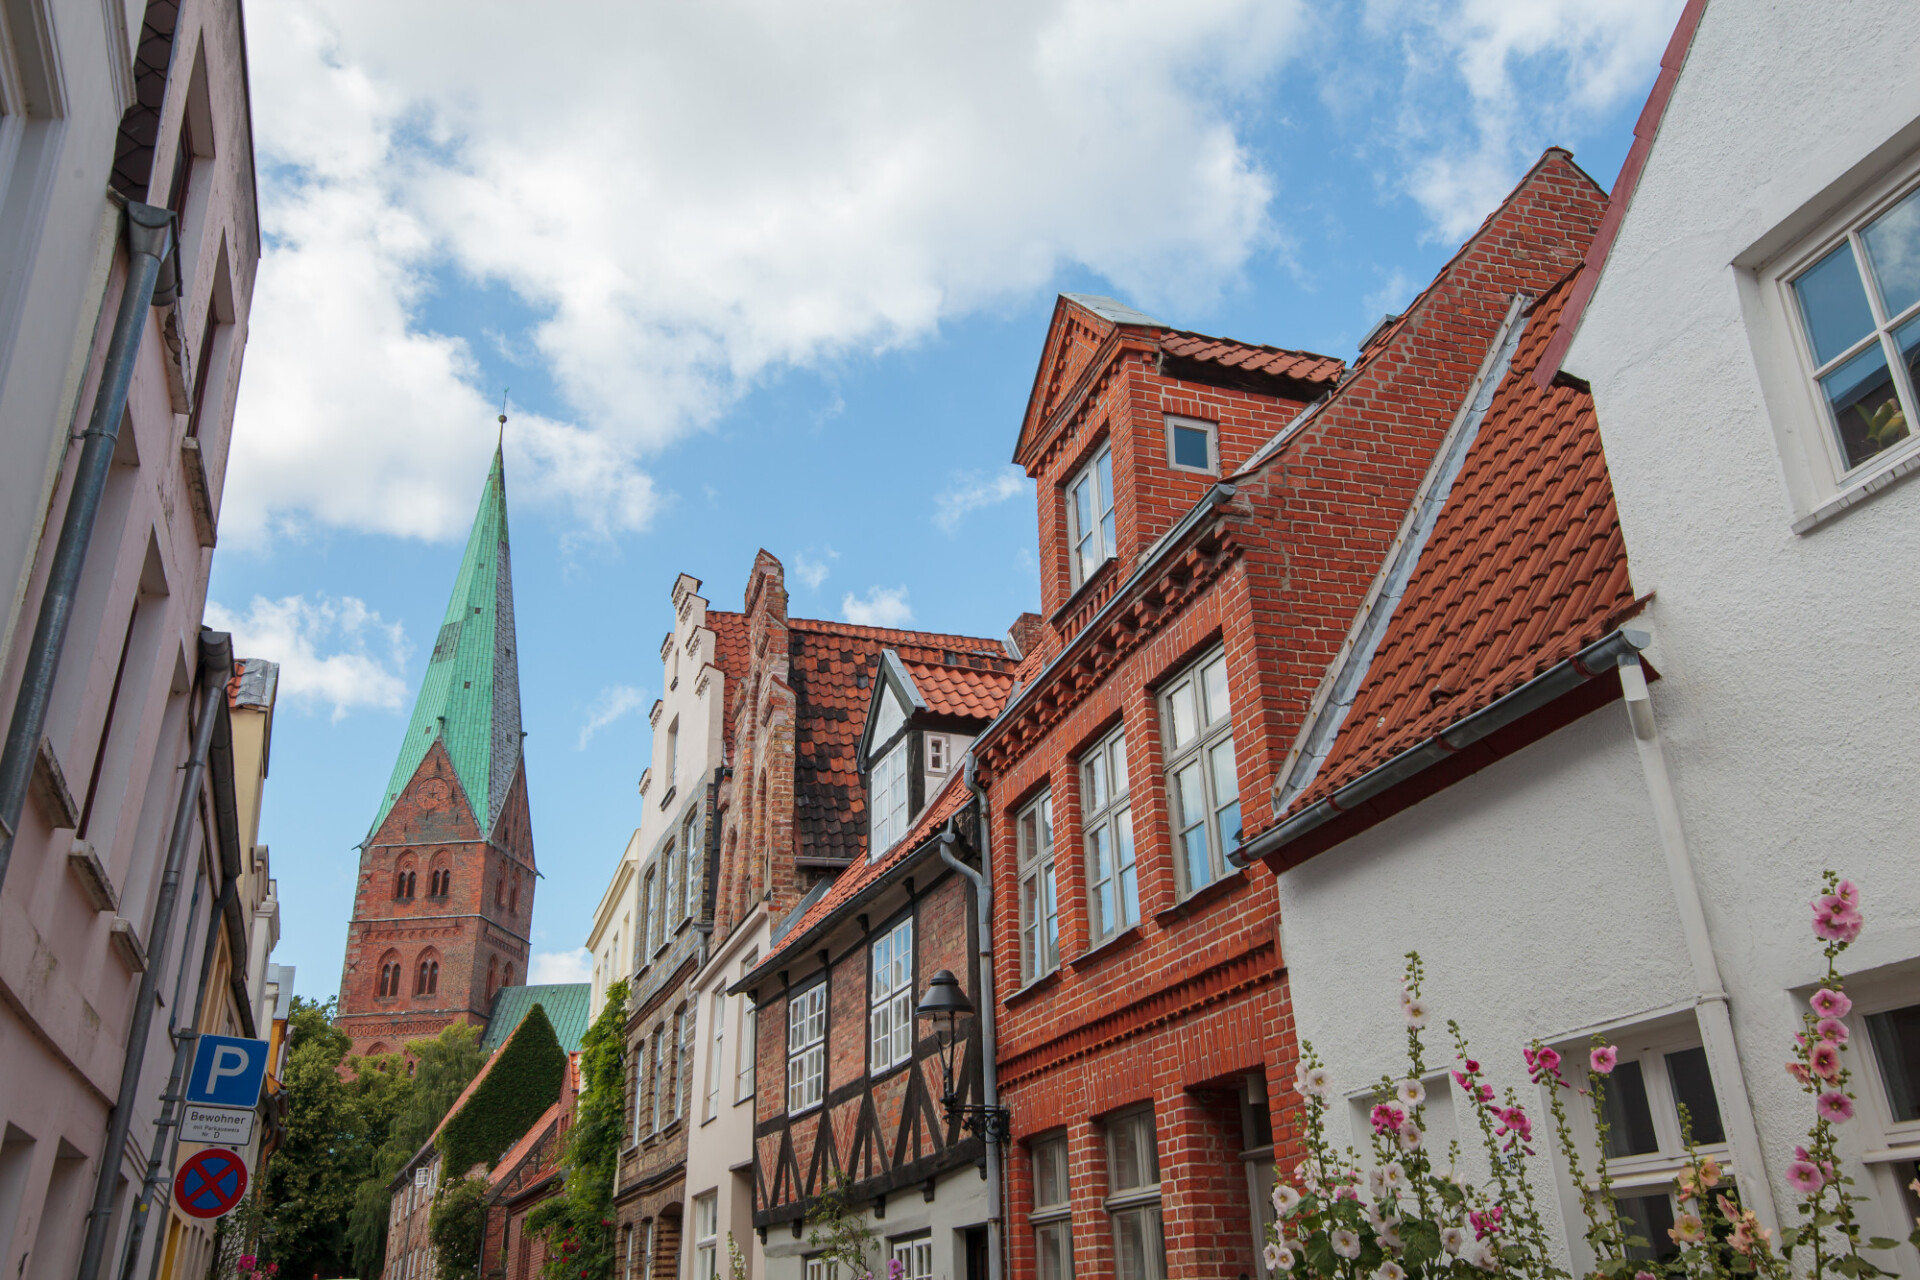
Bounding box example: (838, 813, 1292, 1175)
(1554, 1021, 1731, 1266)
(1031, 1132, 1073, 1280)
(1165, 415, 1218, 475)
(622, 1225, 636, 1280)
(927, 734, 950, 774)
(804, 1257, 840, 1280)
(692, 1191, 718, 1280)
(787, 982, 827, 1114)
(869, 741, 910, 856)
(650, 1025, 669, 1132)
(737, 954, 759, 1103)
(666, 716, 679, 785)
(869, 917, 915, 1074)
(676, 1004, 693, 1122)
(1106, 1108, 1164, 1280)
(704, 989, 726, 1120)
(1017, 791, 1059, 984)
(890, 1235, 933, 1280)
(1082, 728, 1137, 942)
(1066, 444, 1117, 589)
(1783, 180, 1920, 481)
(632, 1038, 648, 1143)
(639, 871, 656, 965)
(659, 841, 678, 946)
(682, 811, 702, 920)
(1160, 648, 1239, 896)
(1845, 981, 1920, 1250)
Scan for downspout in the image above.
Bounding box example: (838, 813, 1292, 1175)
(0, 202, 174, 889)
(76, 629, 228, 1280)
(128, 873, 240, 1280)
(948, 754, 1003, 1280)
(1616, 653, 1780, 1234)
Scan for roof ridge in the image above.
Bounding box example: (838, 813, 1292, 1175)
(788, 616, 1004, 647)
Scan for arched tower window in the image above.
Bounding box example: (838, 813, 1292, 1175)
(377, 949, 402, 998)
(509, 876, 518, 916)
(414, 949, 441, 996)
(487, 956, 499, 1001)
(429, 851, 451, 898)
(395, 855, 418, 900)
(503, 963, 514, 987)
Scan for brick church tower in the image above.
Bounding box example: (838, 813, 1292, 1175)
(336, 448, 536, 1058)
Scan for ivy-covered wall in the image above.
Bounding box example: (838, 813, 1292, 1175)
(438, 1003, 566, 1175)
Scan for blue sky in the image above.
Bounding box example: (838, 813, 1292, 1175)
(210, 0, 1683, 1000)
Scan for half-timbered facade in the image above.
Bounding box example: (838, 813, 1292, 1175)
(734, 649, 1010, 1280)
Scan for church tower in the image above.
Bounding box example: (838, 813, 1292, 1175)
(336, 448, 536, 1058)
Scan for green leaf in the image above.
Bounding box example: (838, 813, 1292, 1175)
(1866, 1238, 1902, 1251)
(1401, 1219, 1442, 1269)
(1307, 1231, 1337, 1275)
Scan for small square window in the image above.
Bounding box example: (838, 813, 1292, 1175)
(1165, 416, 1217, 474)
(927, 734, 949, 774)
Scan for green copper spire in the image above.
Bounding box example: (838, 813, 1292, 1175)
(368, 448, 523, 840)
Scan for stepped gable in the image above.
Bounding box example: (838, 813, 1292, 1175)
(1281, 269, 1641, 817)
(786, 618, 1008, 864)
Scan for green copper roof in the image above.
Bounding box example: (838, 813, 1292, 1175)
(481, 984, 591, 1054)
(368, 448, 523, 840)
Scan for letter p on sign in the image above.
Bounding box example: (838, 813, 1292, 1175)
(186, 1034, 269, 1108)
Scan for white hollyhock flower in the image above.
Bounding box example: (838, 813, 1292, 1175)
(1379, 1224, 1404, 1250)
(1264, 1242, 1293, 1272)
(1401, 996, 1431, 1028)
(1467, 1239, 1499, 1271)
(1441, 1227, 1467, 1255)
(1396, 1121, 1424, 1153)
(1379, 1162, 1408, 1192)
(1299, 1066, 1333, 1099)
(1271, 1184, 1301, 1217)
(1374, 1263, 1406, 1280)
(1330, 1229, 1362, 1260)
(1394, 1078, 1426, 1107)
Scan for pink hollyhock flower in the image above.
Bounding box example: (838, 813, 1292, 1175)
(1495, 1107, 1532, 1142)
(1452, 1070, 1472, 1092)
(1816, 1017, 1850, 1045)
(1371, 1103, 1406, 1134)
(1669, 1213, 1707, 1245)
(238, 1260, 256, 1273)
(1818, 1091, 1854, 1121)
(1786, 1061, 1813, 1086)
(1786, 1160, 1826, 1195)
(1835, 879, 1861, 908)
(1812, 894, 1864, 943)
(1810, 988, 1852, 1019)
(1809, 1041, 1842, 1081)
(1469, 1205, 1505, 1239)
(1591, 1045, 1618, 1075)
(1463, 1059, 1481, 1073)
(1636, 1273, 1658, 1280)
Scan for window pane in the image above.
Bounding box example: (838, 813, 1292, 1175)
(1084, 754, 1107, 813)
(1864, 187, 1920, 319)
(1173, 761, 1211, 891)
(1202, 656, 1230, 724)
(1208, 738, 1239, 804)
(1097, 450, 1114, 519)
(1109, 735, 1128, 796)
(1172, 424, 1209, 469)
(1090, 825, 1115, 936)
(1664, 1047, 1726, 1145)
(1616, 1192, 1680, 1263)
(1817, 340, 1905, 469)
(1112, 1207, 1163, 1280)
(1035, 1222, 1071, 1280)
(1600, 1059, 1660, 1157)
(1110, 1112, 1157, 1190)
(1115, 811, 1138, 928)
(1795, 241, 1878, 366)
(1042, 871, 1059, 969)
(1867, 1003, 1920, 1122)
(1035, 1137, 1069, 1208)
(1167, 682, 1198, 750)
(1020, 809, 1039, 866)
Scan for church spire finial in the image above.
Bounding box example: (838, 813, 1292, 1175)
(497, 389, 510, 450)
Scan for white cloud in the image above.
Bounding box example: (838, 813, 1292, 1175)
(205, 594, 410, 721)
(842, 585, 914, 628)
(933, 466, 1030, 533)
(529, 948, 592, 985)
(793, 546, 838, 590)
(227, 0, 1307, 544)
(576, 684, 648, 750)
(1362, 0, 1682, 238)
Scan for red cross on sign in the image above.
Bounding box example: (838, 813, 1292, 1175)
(174, 1147, 249, 1219)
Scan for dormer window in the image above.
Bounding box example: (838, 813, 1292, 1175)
(1066, 445, 1116, 589)
(926, 734, 949, 774)
(870, 742, 910, 855)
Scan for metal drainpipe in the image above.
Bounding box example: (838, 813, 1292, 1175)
(75, 635, 226, 1280)
(948, 753, 1003, 1280)
(0, 202, 174, 891)
(1617, 653, 1780, 1234)
(128, 873, 239, 1280)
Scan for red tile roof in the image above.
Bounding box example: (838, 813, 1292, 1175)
(787, 618, 1010, 863)
(899, 657, 1015, 721)
(762, 771, 976, 969)
(1281, 269, 1640, 816)
(706, 609, 750, 751)
(1158, 330, 1346, 387)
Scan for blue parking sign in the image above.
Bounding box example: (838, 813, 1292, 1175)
(185, 1034, 268, 1108)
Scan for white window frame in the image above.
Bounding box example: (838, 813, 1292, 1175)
(1030, 1132, 1074, 1280)
(639, 871, 656, 966)
(659, 841, 678, 948)
(703, 989, 726, 1120)
(692, 1191, 718, 1280)
(1017, 791, 1059, 984)
(1753, 158, 1920, 529)
(737, 954, 759, 1103)
(682, 810, 701, 921)
(650, 1024, 669, 1133)
(1159, 648, 1239, 897)
(1081, 727, 1138, 943)
(891, 1235, 934, 1280)
(1065, 444, 1117, 590)
(804, 1257, 840, 1280)
(869, 917, 915, 1075)
(1838, 970, 1920, 1263)
(869, 740, 910, 857)
(1105, 1108, 1165, 1280)
(786, 982, 827, 1114)
(926, 733, 950, 775)
(632, 1037, 647, 1144)
(1164, 415, 1218, 476)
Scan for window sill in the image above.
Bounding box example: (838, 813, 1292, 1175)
(1004, 967, 1063, 1009)
(1792, 442, 1920, 533)
(1152, 867, 1246, 925)
(1068, 925, 1142, 972)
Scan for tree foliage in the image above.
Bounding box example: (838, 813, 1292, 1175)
(438, 1003, 566, 1176)
(429, 1176, 491, 1280)
(527, 981, 628, 1280)
(348, 1022, 487, 1276)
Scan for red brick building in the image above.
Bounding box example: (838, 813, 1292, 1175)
(969, 153, 1608, 1280)
(338, 449, 538, 1058)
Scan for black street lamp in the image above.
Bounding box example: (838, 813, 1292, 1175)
(916, 969, 1010, 1142)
